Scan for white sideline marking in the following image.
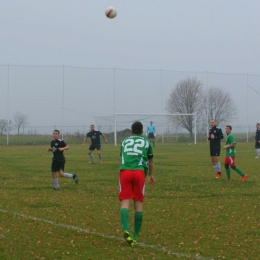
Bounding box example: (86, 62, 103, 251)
(0, 209, 214, 260)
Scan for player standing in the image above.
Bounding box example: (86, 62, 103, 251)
(47, 130, 78, 190)
(207, 119, 224, 178)
(146, 121, 156, 147)
(223, 125, 247, 182)
(255, 123, 260, 158)
(119, 121, 155, 246)
(82, 124, 108, 164)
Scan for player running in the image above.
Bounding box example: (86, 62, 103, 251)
(82, 124, 108, 164)
(119, 121, 155, 247)
(207, 119, 224, 178)
(223, 125, 247, 182)
(47, 130, 78, 190)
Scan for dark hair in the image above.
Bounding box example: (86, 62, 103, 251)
(226, 125, 232, 130)
(131, 121, 143, 134)
(53, 129, 60, 134)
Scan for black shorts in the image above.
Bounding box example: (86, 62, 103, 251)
(89, 144, 101, 151)
(148, 133, 155, 139)
(51, 160, 65, 172)
(210, 146, 221, 156)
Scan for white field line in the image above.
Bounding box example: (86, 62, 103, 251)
(0, 209, 214, 260)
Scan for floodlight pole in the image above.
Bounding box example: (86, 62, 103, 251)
(7, 64, 10, 146)
(114, 113, 117, 146)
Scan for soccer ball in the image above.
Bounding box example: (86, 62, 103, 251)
(105, 6, 117, 19)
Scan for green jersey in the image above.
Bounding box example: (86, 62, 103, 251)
(120, 135, 153, 176)
(226, 133, 236, 156)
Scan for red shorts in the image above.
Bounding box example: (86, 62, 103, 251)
(119, 170, 146, 202)
(224, 156, 236, 167)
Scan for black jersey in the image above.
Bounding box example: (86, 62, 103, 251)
(255, 128, 260, 148)
(50, 138, 67, 161)
(86, 130, 102, 145)
(208, 125, 223, 147)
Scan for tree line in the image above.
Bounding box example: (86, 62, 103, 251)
(0, 112, 29, 135)
(166, 77, 237, 137)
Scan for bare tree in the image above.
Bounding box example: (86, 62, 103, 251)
(166, 77, 204, 137)
(0, 119, 12, 135)
(203, 86, 237, 126)
(13, 112, 29, 135)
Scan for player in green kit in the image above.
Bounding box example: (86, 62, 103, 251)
(223, 125, 247, 182)
(119, 121, 155, 246)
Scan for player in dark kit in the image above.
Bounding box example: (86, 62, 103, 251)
(82, 124, 108, 164)
(47, 130, 78, 190)
(255, 123, 260, 158)
(207, 120, 224, 178)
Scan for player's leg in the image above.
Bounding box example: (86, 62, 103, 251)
(230, 157, 247, 182)
(212, 156, 221, 178)
(59, 162, 79, 184)
(224, 157, 231, 180)
(256, 148, 260, 158)
(132, 170, 145, 244)
(88, 146, 95, 163)
(119, 170, 135, 245)
(97, 145, 103, 164)
(51, 161, 59, 190)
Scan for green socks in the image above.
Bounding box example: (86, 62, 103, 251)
(226, 166, 245, 179)
(234, 166, 244, 176)
(120, 209, 143, 241)
(133, 212, 143, 241)
(120, 208, 129, 232)
(225, 168, 231, 179)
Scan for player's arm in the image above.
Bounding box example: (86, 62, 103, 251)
(101, 133, 108, 143)
(223, 143, 236, 149)
(218, 128, 224, 140)
(58, 145, 69, 151)
(147, 156, 155, 186)
(257, 130, 260, 142)
(82, 136, 87, 147)
(154, 126, 156, 137)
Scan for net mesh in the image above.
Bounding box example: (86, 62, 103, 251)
(94, 113, 196, 145)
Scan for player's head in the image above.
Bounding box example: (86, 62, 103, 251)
(53, 130, 60, 139)
(150, 121, 153, 125)
(225, 125, 232, 134)
(256, 123, 260, 128)
(131, 121, 143, 135)
(90, 124, 95, 131)
(210, 119, 216, 127)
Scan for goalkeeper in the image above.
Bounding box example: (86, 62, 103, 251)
(146, 121, 156, 147)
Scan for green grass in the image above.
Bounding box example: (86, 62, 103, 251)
(0, 143, 259, 260)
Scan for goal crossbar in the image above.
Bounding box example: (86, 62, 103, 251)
(114, 113, 197, 146)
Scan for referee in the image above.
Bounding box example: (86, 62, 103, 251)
(207, 119, 223, 178)
(146, 121, 156, 147)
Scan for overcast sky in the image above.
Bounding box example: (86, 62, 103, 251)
(1, 1, 260, 133)
(1, 0, 260, 74)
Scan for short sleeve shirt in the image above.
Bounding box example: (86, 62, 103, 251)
(209, 126, 224, 147)
(120, 135, 153, 176)
(225, 134, 236, 156)
(86, 130, 102, 145)
(50, 139, 67, 161)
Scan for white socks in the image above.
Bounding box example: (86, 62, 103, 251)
(63, 172, 73, 178)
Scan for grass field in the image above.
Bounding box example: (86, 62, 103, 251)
(0, 142, 259, 260)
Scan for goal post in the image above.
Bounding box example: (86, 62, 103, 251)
(113, 113, 197, 146)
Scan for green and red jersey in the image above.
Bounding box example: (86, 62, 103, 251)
(226, 133, 236, 156)
(120, 135, 153, 176)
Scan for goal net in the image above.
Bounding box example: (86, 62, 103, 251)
(94, 113, 197, 146)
